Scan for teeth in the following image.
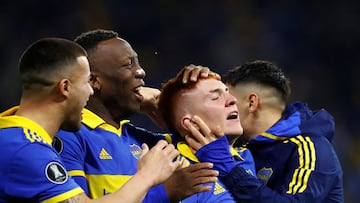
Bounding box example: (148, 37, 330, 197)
(227, 112, 238, 119)
(230, 112, 238, 116)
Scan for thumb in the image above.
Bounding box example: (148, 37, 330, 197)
(140, 143, 149, 159)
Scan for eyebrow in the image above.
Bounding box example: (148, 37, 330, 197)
(209, 87, 228, 94)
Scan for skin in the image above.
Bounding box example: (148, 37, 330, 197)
(87, 38, 145, 127)
(15, 53, 180, 203)
(184, 81, 285, 150)
(173, 78, 242, 147)
(227, 82, 284, 141)
(81, 37, 220, 201)
(16, 56, 93, 136)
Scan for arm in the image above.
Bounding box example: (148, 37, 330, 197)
(61, 140, 180, 203)
(185, 116, 344, 203)
(126, 123, 220, 202)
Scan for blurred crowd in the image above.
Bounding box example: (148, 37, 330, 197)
(0, 0, 359, 202)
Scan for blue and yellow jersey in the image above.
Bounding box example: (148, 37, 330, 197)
(0, 107, 83, 203)
(177, 141, 256, 203)
(56, 109, 170, 202)
(221, 102, 344, 202)
(56, 109, 256, 202)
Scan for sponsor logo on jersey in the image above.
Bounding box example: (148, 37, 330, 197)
(213, 181, 226, 195)
(257, 167, 273, 185)
(45, 162, 68, 184)
(130, 144, 142, 160)
(99, 148, 113, 159)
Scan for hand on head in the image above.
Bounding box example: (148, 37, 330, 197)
(180, 64, 221, 84)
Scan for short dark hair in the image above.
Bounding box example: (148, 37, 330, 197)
(223, 60, 291, 103)
(74, 29, 118, 51)
(19, 38, 87, 89)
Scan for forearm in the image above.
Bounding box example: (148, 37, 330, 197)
(78, 171, 154, 203)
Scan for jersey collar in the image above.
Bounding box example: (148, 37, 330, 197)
(177, 141, 244, 163)
(0, 106, 53, 145)
(82, 108, 130, 135)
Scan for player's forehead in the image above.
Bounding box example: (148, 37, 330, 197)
(180, 78, 226, 100)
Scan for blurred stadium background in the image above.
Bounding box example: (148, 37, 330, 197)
(0, 1, 359, 202)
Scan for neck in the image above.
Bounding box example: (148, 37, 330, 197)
(16, 99, 62, 138)
(249, 107, 283, 139)
(86, 97, 120, 128)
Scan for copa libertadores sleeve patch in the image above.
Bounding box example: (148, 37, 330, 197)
(45, 162, 68, 184)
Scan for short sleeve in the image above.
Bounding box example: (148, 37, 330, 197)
(5, 143, 83, 202)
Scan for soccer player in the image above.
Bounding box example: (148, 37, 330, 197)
(157, 67, 256, 202)
(0, 37, 180, 203)
(55, 29, 220, 202)
(186, 60, 344, 202)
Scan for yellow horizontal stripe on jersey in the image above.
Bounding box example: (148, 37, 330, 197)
(68, 170, 86, 177)
(41, 187, 83, 203)
(86, 174, 132, 199)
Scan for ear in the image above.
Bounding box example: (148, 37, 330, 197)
(89, 72, 101, 92)
(180, 115, 192, 131)
(58, 79, 71, 98)
(248, 93, 259, 113)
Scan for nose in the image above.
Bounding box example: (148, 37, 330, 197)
(135, 67, 146, 79)
(226, 93, 237, 107)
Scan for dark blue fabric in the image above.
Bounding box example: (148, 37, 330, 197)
(195, 136, 236, 177)
(221, 102, 343, 202)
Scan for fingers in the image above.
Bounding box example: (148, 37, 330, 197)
(184, 162, 214, 172)
(188, 185, 213, 193)
(153, 139, 169, 150)
(153, 140, 180, 162)
(181, 64, 220, 84)
(185, 135, 201, 152)
(140, 143, 149, 159)
(192, 116, 212, 138)
(184, 119, 206, 145)
(181, 64, 199, 83)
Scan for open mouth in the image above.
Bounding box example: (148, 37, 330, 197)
(227, 111, 239, 120)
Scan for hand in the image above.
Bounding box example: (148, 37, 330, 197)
(139, 87, 166, 128)
(163, 162, 219, 202)
(184, 115, 223, 152)
(137, 140, 180, 186)
(179, 64, 221, 84)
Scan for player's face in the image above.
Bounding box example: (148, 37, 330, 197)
(90, 38, 146, 119)
(228, 84, 252, 140)
(61, 56, 93, 131)
(182, 78, 243, 136)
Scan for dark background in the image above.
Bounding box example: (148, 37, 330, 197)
(1, 1, 359, 202)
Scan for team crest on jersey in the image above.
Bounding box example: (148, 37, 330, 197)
(52, 136, 63, 154)
(45, 162, 68, 184)
(257, 167, 273, 185)
(130, 144, 142, 159)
